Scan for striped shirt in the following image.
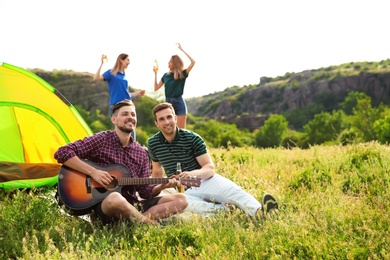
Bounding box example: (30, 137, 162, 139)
(54, 130, 155, 203)
(147, 128, 207, 177)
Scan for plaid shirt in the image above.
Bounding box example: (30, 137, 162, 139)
(55, 130, 155, 203)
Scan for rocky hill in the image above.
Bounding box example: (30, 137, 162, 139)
(186, 61, 390, 130)
(31, 70, 111, 115)
(30, 69, 144, 116)
(30, 60, 390, 131)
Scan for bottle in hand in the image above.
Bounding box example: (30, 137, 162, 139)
(102, 54, 108, 63)
(176, 162, 185, 193)
(153, 59, 158, 72)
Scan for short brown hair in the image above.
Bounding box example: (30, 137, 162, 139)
(152, 102, 175, 120)
(112, 100, 134, 115)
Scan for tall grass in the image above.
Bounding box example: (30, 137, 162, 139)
(1, 142, 389, 259)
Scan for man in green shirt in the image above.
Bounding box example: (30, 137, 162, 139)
(147, 102, 278, 218)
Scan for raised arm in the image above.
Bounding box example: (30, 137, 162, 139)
(93, 54, 106, 81)
(177, 43, 195, 74)
(154, 71, 164, 91)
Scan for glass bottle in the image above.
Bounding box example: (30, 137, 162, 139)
(175, 162, 184, 193)
(176, 162, 182, 175)
(102, 54, 108, 63)
(153, 59, 158, 72)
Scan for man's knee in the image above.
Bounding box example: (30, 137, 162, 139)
(104, 192, 127, 209)
(176, 193, 189, 210)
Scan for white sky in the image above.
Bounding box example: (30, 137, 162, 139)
(1, 0, 389, 98)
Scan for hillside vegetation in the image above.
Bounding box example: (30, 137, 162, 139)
(186, 59, 390, 131)
(29, 59, 390, 149)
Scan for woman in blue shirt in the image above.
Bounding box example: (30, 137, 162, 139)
(153, 43, 195, 129)
(94, 53, 145, 140)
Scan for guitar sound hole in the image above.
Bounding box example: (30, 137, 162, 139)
(106, 177, 118, 190)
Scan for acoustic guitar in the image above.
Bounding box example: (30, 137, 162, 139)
(57, 160, 200, 214)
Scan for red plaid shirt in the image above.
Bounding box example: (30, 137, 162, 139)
(54, 130, 155, 203)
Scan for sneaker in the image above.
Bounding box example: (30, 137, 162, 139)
(261, 194, 278, 214)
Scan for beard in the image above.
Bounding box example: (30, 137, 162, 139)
(118, 124, 134, 134)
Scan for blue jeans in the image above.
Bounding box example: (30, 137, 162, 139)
(184, 173, 262, 216)
(166, 97, 187, 116)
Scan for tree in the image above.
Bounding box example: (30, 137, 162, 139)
(340, 91, 369, 115)
(220, 132, 243, 148)
(132, 96, 159, 130)
(255, 114, 288, 148)
(281, 129, 308, 149)
(192, 119, 221, 147)
(373, 107, 390, 144)
(350, 96, 380, 142)
(303, 110, 347, 145)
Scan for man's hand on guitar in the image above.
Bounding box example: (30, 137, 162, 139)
(176, 171, 194, 179)
(91, 169, 113, 189)
(160, 177, 180, 189)
(171, 175, 189, 192)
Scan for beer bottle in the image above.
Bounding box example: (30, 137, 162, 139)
(176, 162, 184, 193)
(102, 54, 108, 63)
(176, 162, 182, 174)
(153, 59, 158, 72)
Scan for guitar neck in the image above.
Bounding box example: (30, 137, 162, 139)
(117, 177, 169, 186)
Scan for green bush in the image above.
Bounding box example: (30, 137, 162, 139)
(255, 114, 288, 148)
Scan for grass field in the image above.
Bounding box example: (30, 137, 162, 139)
(1, 142, 389, 259)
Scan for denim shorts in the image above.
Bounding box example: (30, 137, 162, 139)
(166, 96, 187, 115)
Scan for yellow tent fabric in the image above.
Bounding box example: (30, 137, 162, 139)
(0, 63, 93, 190)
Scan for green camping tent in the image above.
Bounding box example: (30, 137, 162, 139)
(0, 63, 93, 190)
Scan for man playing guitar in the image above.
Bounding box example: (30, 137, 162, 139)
(54, 100, 188, 225)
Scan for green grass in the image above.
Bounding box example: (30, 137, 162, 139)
(1, 142, 390, 259)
